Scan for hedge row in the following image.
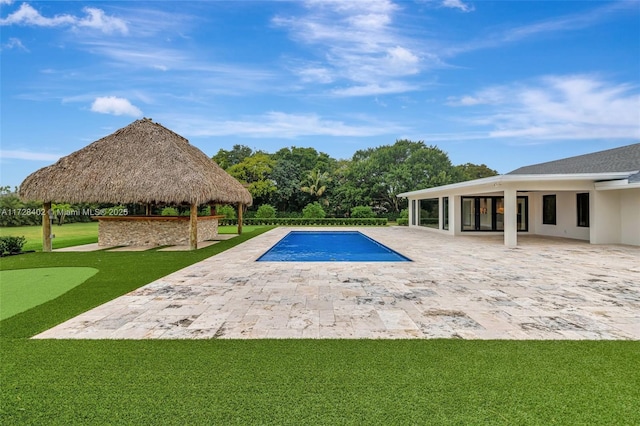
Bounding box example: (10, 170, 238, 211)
(220, 218, 388, 226)
(396, 218, 438, 226)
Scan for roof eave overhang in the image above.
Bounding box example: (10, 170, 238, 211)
(397, 172, 637, 198)
(595, 179, 640, 191)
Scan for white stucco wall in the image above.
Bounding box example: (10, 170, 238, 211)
(620, 188, 640, 246)
(404, 180, 638, 246)
(532, 192, 590, 241)
(591, 190, 621, 244)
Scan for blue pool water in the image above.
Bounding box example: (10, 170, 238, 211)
(257, 231, 411, 262)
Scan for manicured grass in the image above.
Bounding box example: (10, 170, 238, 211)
(0, 222, 98, 251)
(0, 267, 98, 320)
(0, 226, 276, 338)
(218, 224, 263, 234)
(1, 225, 638, 425)
(2, 340, 638, 425)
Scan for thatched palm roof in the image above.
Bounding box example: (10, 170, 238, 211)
(19, 118, 252, 206)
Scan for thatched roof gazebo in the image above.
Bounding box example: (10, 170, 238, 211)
(19, 118, 252, 251)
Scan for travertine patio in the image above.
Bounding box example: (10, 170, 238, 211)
(34, 227, 640, 340)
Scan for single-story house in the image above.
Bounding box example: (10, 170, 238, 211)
(398, 143, 640, 247)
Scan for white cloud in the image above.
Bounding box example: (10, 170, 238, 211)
(0, 150, 61, 162)
(1, 37, 28, 51)
(91, 97, 142, 117)
(297, 66, 334, 84)
(0, 3, 75, 26)
(0, 0, 15, 5)
(442, 0, 474, 13)
(0, 3, 128, 35)
(446, 95, 482, 106)
(445, 2, 633, 56)
(332, 82, 417, 97)
(448, 75, 640, 141)
(386, 46, 419, 73)
(76, 7, 128, 34)
(79, 41, 275, 92)
(446, 88, 505, 106)
(166, 111, 406, 139)
(80, 41, 187, 70)
(274, 0, 428, 95)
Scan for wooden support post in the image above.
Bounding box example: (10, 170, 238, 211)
(145, 203, 151, 216)
(43, 201, 52, 252)
(189, 203, 198, 250)
(209, 202, 217, 216)
(237, 203, 243, 235)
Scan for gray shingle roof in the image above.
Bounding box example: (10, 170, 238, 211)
(507, 143, 640, 175)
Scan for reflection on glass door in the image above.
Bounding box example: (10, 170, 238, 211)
(479, 198, 493, 230)
(495, 198, 504, 231)
(517, 197, 528, 231)
(462, 198, 475, 230)
(461, 196, 527, 232)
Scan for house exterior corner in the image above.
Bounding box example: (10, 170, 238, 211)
(398, 143, 640, 247)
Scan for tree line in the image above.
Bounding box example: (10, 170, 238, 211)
(214, 139, 497, 219)
(0, 140, 497, 226)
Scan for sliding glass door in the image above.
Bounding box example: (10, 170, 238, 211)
(462, 198, 475, 231)
(478, 197, 493, 230)
(461, 196, 528, 232)
(517, 197, 528, 231)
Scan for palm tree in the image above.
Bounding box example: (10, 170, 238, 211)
(301, 170, 331, 205)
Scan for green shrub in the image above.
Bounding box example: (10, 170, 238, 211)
(218, 205, 237, 219)
(397, 209, 409, 225)
(302, 202, 326, 219)
(255, 204, 276, 219)
(161, 207, 179, 216)
(220, 218, 387, 226)
(278, 210, 301, 218)
(0, 235, 26, 255)
(350, 206, 375, 218)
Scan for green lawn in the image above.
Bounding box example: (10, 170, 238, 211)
(218, 224, 263, 234)
(0, 222, 265, 252)
(1, 225, 638, 425)
(0, 267, 98, 320)
(0, 222, 98, 251)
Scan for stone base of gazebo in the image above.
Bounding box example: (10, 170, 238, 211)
(96, 215, 224, 247)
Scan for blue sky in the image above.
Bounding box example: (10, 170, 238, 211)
(1, 0, 639, 189)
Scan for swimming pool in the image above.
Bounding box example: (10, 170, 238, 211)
(257, 231, 411, 262)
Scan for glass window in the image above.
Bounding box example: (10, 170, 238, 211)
(462, 198, 475, 231)
(577, 193, 589, 227)
(517, 197, 528, 231)
(543, 195, 556, 225)
(495, 198, 504, 231)
(478, 197, 493, 230)
(461, 196, 528, 232)
(420, 198, 439, 228)
(442, 197, 449, 230)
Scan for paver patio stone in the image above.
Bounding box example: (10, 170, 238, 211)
(33, 227, 640, 340)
